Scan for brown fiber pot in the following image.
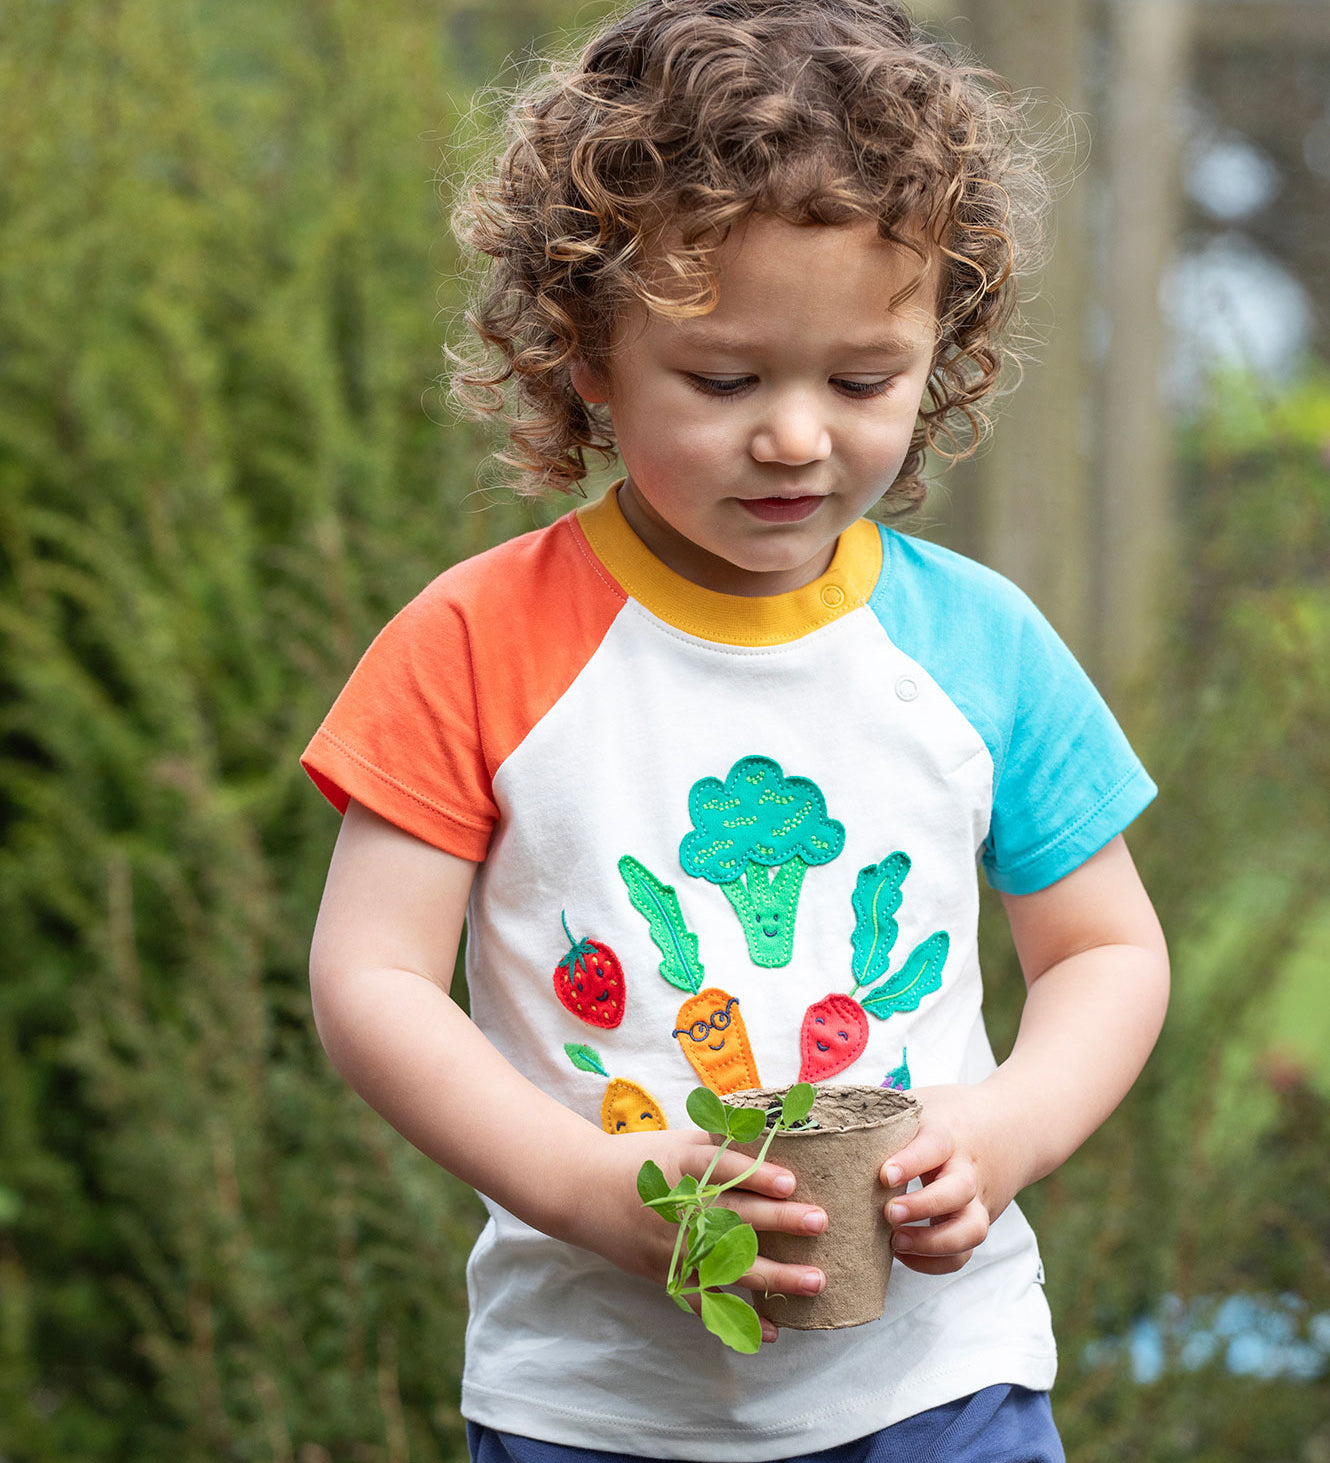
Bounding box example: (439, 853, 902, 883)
(733, 1084, 921, 1331)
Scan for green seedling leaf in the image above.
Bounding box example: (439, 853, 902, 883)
(697, 1225, 758, 1288)
(636, 1160, 680, 1222)
(671, 1290, 695, 1315)
(686, 1086, 729, 1136)
(725, 1107, 767, 1144)
(637, 1160, 669, 1203)
(686, 1206, 744, 1271)
(699, 1289, 763, 1354)
(782, 1082, 816, 1126)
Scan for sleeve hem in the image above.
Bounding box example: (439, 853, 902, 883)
(301, 728, 492, 863)
(985, 765, 1158, 896)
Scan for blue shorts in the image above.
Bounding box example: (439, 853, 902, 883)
(466, 1383, 1065, 1463)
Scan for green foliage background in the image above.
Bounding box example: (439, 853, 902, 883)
(0, 2, 1325, 1460)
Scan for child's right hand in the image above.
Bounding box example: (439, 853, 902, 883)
(559, 1127, 828, 1344)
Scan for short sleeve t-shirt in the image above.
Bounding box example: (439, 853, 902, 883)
(303, 486, 1156, 1461)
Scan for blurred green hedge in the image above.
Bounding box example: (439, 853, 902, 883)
(0, 2, 541, 1457)
(1, 2, 1327, 1460)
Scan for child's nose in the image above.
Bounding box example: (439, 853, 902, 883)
(749, 392, 832, 466)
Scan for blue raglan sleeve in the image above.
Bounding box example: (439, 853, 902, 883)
(978, 593, 1157, 894)
(872, 528, 1158, 895)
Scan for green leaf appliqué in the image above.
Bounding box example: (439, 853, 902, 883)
(883, 1049, 911, 1091)
(860, 932, 949, 1019)
(849, 854, 911, 989)
(564, 1043, 608, 1076)
(618, 855, 705, 994)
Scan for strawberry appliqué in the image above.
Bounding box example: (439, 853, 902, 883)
(553, 911, 626, 1028)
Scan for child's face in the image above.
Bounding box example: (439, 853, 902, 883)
(571, 215, 938, 596)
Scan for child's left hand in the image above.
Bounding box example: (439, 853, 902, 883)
(879, 838, 1171, 1275)
(878, 1082, 1032, 1276)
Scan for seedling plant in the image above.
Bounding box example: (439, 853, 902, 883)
(636, 1081, 817, 1354)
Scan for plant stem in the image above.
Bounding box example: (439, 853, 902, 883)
(664, 1113, 788, 1296)
(666, 1210, 692, 1291)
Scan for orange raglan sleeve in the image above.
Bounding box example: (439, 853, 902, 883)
(301, 515, 627, 862)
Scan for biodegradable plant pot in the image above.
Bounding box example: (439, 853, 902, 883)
(734, 1084, 920, 1331)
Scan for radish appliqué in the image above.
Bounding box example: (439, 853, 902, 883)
(798, 854, 948, 1082)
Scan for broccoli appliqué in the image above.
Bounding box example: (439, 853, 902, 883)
(679, 754, 845, 967)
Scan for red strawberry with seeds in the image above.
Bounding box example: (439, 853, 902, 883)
(799, 993, 869, 1082)
(553, 911, 626, 1029)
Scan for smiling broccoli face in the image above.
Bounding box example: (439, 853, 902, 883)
(680, 755, 845, 967)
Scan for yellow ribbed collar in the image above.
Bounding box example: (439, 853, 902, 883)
(575, 484, 882, 647)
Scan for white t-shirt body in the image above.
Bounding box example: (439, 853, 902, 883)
(304, 487, 1156, 1459)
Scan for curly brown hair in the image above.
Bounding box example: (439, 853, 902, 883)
(449, 0, 1051, 511)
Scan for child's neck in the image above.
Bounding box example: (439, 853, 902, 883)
(615, 479, 841, 598)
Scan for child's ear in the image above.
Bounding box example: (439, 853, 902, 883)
(569, 357, 610, 405)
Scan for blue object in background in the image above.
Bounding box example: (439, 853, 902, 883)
(1088, 1293, 1330, 1383)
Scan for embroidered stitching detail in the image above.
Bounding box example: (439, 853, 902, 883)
(859, 931, 949, 1019)
(618, 856, 704, 993)
(786, 854, 948, 1082)
(849, 855, 949, 1020)
(883, 1049, 911, 1091)
(563, 1044, 667, 1132)
(679, 755, 845, 968)
(552, 911, 626, 1029)
(798, 993, 870, 1083)
(849, 854, 910, 990)
(565, 512, 634, 603)
(617, 857, 756, 1092)
(995, 767, 1149, 880)
(671, 987, 761, 1095)
(602, 1078, 668, 1134)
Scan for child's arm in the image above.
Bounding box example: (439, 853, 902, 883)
(309, 799, 830, 1338)
(881, 834, 1169, 1274)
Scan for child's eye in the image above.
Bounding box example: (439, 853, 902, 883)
(685, 374, 753, 397)
(832, 378, 893, 398)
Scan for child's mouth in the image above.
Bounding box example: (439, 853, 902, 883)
(740, 495, 823, 523)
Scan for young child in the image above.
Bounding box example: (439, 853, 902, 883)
(303, 2, 1169, 1459)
